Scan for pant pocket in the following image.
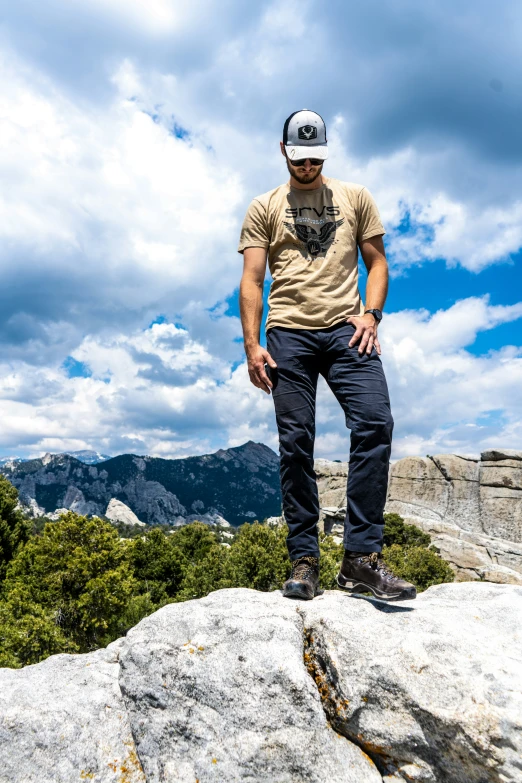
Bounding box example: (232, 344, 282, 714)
(269, 356, 315, 415)
(265, 362, 278, 391)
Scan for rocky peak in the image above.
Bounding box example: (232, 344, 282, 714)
(105, 498, 145, 527)
(62, 450, 112, 465)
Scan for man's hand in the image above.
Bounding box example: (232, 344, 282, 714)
(247, 345, 278, 393)
(346, 313, 381, 356)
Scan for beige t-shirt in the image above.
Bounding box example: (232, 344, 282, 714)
(238, 177, 385, 332)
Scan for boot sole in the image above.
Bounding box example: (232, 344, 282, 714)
(336, 575, 416, 602)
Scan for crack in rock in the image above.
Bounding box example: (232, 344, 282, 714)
(298, 597, 515, 783)
(298, 613, 396, 780)
(117, 591, 383, 782)
(429, 457, 453, 484)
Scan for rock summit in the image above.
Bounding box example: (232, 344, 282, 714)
(1, 582, 521, 782)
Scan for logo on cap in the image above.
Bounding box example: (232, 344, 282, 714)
(298, 125, 317, 140)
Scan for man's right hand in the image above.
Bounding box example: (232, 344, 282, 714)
(247, 346, 277, 394)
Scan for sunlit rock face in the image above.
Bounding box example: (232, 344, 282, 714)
(315, 451, 522, 584)
(105, 498, 146, 527)
(1, 584, 521, 782)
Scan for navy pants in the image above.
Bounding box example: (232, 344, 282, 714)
(266, 319, 393, 561)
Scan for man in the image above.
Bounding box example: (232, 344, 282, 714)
(238, 109, 415, 602)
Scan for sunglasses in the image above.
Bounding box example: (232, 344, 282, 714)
(288, 157, 323, 167)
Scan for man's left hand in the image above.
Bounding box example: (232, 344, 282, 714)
(346, 313, 381, 356)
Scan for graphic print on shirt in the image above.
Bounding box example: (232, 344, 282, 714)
(283, 218, 345, 258)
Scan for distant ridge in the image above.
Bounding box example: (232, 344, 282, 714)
(0, 450, 111, 466)
(0, 441, 281, 528)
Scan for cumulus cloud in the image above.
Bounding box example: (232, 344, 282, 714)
(0, 299, 521, 461)
(0, 50, 243, 358)
(325, 123, 522, 272)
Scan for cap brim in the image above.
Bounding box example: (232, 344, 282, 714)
(285, 144, 328, 161)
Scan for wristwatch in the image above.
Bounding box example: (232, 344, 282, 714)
(365, 309, 383, 323)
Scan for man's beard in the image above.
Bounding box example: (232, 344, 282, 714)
(286, 159, 323, 184)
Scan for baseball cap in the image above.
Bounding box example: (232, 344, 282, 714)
(283, 109, 328, 162)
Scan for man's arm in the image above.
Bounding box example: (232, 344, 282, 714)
(240, 247, 277, 393)
(346, 235, 389, 355)
(361, 235, 388, 312)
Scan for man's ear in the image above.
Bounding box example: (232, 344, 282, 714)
(280, 141, 286, 157)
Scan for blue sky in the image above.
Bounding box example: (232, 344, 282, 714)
(0, 0, 521, 460)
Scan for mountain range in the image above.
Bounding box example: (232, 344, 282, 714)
(0, 441, 281, 527)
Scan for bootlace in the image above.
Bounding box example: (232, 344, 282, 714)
(368, 552, 396, 579)
(291, 555, 319, 580)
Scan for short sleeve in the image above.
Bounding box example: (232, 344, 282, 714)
(356, 187, 385, 243)
(238, 198, 270, 254)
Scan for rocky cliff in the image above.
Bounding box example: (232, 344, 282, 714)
(0, 441, 281, 527)
(315, 449, 522, 585)
(0, 583, 520, 782)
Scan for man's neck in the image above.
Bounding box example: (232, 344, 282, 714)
(289, 173, 327, 191)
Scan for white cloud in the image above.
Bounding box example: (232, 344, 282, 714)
(0, 50, 244, 342)
(77, 0, 180, 33)
(388, 195, 522, 272)
(326, 124, 522, 272)
(1, 299, 521, 462)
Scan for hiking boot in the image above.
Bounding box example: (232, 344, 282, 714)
(283, 555, 323, 600)
(337, 551, 417, 601)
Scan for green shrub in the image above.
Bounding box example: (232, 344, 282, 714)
(175, 522, 344, 599)
(3, 512, 137, 653)
(31, 515, 56, 536)
(129, 527, 187, 605)
(222, 521, 290, 591)
(170, 521, 218, 564)
(317, 532, 344, 589)
(0, 586, 77, 668)
(174, 544, 232, 602)
(382, 513, 431, 549)
(383, 543, 454, 590)
(105, 518, 149, 539)
(175, 521, 289, 600)
(382, 513, 454, 591)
